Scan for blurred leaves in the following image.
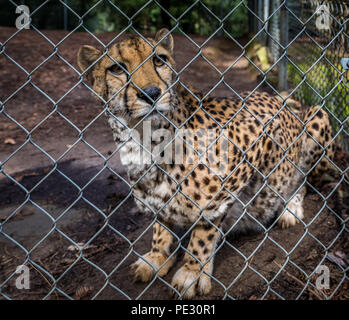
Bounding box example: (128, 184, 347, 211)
(2, 0, 248, 38)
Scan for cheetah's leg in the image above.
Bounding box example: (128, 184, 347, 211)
(171, 219, 222, 299)
(301, 106, 335, 183)
(278, 107, 335, 229)
(278, 187, 306, 229)
(131, 221, 176, 282)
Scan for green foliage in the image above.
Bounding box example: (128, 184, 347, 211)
(85, 9, 115, 33)
(172, 0, 249, 37)
(287, 48, 349, 137)
(2, 0, 249, 38)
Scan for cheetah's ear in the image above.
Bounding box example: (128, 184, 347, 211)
(155, 28, 174, 54)
(77, 45, 102, 73)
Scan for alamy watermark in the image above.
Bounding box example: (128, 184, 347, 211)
(15, 265, 30, 290)
(13, 263, 330, 292)
(117, 120, 231, 175)
(315, 4, 331, 31)
(15, 5, 31, 30)
(315, 265, 330, 290)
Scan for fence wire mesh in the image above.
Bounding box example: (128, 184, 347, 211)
(0, 0, 348, 300)
(254, 0, 349, 149)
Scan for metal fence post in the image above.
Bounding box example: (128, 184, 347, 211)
(63, 0, 68, 30)
(248, 0, 256, 35)
(279, 0, 289, 92)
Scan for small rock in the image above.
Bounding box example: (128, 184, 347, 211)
(4, 138, 16, 145)
(327, 251, 349, 268)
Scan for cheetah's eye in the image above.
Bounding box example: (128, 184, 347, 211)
(108, 62, 127, 76)
(153, 55, 167, 67)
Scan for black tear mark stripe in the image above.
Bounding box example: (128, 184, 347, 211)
(114, 43, 129, 112)
(116, 42, 124, 61)
(105, 82, 110, 101)
(153, 64, 174, 107)
(153, 65, 168, 90)
(124, 83, 131, 116)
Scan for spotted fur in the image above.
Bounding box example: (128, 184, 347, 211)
(78, 29, 335, 298)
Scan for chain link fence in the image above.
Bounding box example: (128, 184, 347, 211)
(0, 0, 348, 300)
(251, 0, 349, 149)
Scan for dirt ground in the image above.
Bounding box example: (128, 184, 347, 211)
(0, 27, 348, 300)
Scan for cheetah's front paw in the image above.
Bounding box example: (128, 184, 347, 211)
(278, 193, 304, 229)
(171, 263, 211, 299)
(131, 251, 175, 282)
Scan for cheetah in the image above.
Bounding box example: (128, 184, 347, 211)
(77, 29, 335, 299)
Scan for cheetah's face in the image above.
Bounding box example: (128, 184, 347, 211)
(77, 29, 176, 123)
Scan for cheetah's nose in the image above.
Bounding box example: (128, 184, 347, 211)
(137, 86, 161, 104)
